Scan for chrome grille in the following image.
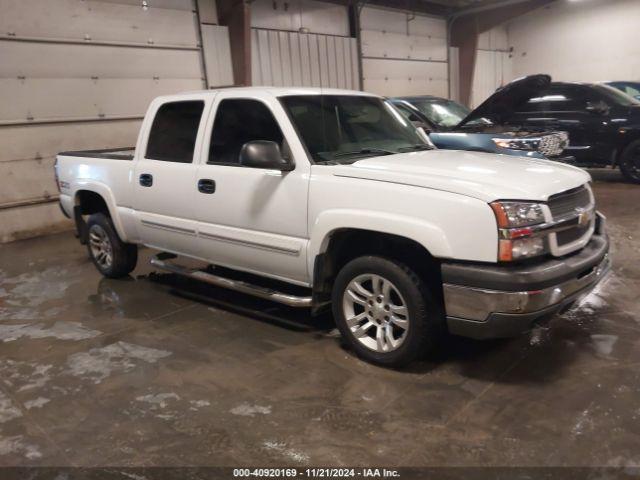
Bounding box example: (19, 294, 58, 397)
(548, 185, 591, 220)
(538, 132, 568, 158)
(547, 185, 594, 251)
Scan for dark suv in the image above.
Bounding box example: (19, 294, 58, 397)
(504, 79, 640, 183)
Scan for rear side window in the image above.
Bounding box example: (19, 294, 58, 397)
(519, 87, 588, 113)
(209, 99, 283, 165)
(146, 101, 205, 163)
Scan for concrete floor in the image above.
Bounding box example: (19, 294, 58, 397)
(0, 169, 639, 469)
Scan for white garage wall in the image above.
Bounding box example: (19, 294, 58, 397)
(506, 0, 640, 82)
(0, 0, 232, 243)
(250, 0, 358, 89)
(470, 26, 512, 108)
(359, 6, 448, 97)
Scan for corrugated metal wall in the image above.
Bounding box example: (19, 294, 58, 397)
(252, 0, 349, 37)
(359, 6, 448, 97)
(250, 0, 359, 90)
(251, 29, 358, 89)
(0, 0, 232, 243)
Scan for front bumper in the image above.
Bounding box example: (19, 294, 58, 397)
(442, 226, 610, 339)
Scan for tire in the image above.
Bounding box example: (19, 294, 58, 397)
(86, 213, 138, 278)
(331, 255, 444, 368)
(619, 139, 640, 184)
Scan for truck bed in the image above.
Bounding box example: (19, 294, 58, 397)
(58, 147, 135, 160)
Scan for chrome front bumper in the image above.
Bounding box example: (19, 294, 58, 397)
(442, 232, 610, 339)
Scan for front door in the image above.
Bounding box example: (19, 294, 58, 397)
(133, 99, 207, 255)
(191, 93, 310, 285)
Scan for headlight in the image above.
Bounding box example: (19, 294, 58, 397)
(491, 201, 548, 261)
(490, 201, 545, 228)
(492, 138, 538, 151)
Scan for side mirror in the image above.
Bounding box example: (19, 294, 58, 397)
(585, 101, 609, 116)
(239, 140, 293, 171)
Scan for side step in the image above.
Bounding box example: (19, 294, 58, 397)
(150, 254, 313, 308)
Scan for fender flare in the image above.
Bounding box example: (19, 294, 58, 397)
(73, 180, 129, 242)
(307, 209, 452, 276)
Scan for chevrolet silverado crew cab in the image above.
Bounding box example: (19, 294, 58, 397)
(56, 87, 610, 367)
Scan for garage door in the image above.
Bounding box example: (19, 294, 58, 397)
(0, 0, 231, 243)
(360, 6, 448, 98)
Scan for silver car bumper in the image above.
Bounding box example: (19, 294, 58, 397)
(442, 230, 610, 339)
(444, 254, 610, 322)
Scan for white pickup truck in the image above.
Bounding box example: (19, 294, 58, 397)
(56, 87, 610, 366)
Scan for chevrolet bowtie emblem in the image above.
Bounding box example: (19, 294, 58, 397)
(577, 209, 592, 227)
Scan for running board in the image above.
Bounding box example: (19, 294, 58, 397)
(150, 255, 313, 308)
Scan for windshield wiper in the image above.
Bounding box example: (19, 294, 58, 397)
(332, 148, 397, 159)
(396, 144, 434, 152)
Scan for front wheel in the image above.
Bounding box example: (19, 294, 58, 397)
(331, 255, 444, 367)
(619, 139, 640, 184)
(86, 213, 138, 278)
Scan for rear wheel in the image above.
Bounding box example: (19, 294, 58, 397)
(86, 213, 138, 278)
(619, 139, 640, 184)
(332, 255, 444, 367)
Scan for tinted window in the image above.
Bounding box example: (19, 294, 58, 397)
(408, 98, 476, 127)
(209, 99, 284, 165)
(608, 82, 640, 99)
(146, 101, 204, 163)
(592, 84, 640, 106)
(520, 86, 588, 112)
(393, 102, 424, 123)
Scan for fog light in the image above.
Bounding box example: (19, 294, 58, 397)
(511, 237, 545, 259)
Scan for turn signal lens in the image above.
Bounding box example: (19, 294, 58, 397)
(499, 239, 513, 262)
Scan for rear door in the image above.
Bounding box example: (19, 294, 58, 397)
(133, 97, 209, 255)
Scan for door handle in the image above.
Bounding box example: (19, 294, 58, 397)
(139, 173, 153, 187)
(198, 178, 216, 194)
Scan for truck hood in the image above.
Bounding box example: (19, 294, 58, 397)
(333, 149, 590, 203)
(457, 74, 551, 128)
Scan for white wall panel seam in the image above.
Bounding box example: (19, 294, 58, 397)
(0, 36, 201, 51)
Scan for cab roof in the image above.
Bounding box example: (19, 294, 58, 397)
(177, 86, 377, 98)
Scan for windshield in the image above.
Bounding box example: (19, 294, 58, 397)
(405, 98, 491, 128)
(593, 84, 640, 106)
(608, 82, 640, 99)
(280, 95, 431, 163)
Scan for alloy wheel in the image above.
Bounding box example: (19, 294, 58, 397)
(342, 273, 410, 353)
(89, 224, 113, 270)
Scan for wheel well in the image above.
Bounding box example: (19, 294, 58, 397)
(609, 131, 640, 166)
(75, 190, 110, 216)
(312, 229, 442, 306)
(73, 190, 110, 245)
